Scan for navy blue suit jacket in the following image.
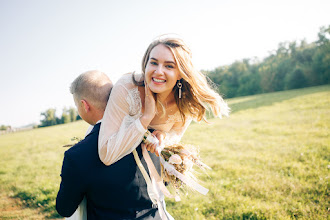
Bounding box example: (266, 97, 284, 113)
(56, 123, 161, 219)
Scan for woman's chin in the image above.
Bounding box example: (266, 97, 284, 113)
(149, 86, 162, 94)
(150, 90, 160, 94)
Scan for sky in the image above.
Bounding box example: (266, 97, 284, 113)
(0, 0, 329, 127)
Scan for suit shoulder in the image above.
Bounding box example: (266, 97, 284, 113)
(65, 133, 98, 159)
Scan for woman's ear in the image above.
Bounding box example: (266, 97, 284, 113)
(81, 99, 90, 113)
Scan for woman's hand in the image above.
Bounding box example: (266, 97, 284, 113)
(140, 81, 156, 129)
(143, 130, 166, 157)
(153, 130, 166, 150)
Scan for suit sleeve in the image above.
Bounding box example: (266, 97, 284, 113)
(56, 150, 86, 217)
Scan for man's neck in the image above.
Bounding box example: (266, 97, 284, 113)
(89, 109, 104, 125)
(90, 117, 102, 125)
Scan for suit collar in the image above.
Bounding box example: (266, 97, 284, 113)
(86, 122, 101, 138)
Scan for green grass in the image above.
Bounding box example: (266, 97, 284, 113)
(0, 121, 89, 218)
(0, 85, 329, 219)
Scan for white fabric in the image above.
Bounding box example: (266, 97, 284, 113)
(85, 125, 94, 137)
(98, 73, 192, 166)
(65, 197, 87, 220)
(84, 120, 102, 137)
(133, 149, 173, 220)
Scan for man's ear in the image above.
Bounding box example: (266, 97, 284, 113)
(81, 99, 90, 113)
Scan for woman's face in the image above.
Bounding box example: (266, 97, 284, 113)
(145, 44, 181, 98)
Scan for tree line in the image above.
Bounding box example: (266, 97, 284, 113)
(205, 25, 330, 98)
(4, 26, 328, 130)
(0, 125, 11, 131)
(38, 107, 81, 128)
(1, 107, 81, 131)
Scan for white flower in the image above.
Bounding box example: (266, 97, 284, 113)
(183, 158, 194, 170)
(168, 154, 182, 164)
(180, 149, 191, 157)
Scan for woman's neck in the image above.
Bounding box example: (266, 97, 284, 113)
(158, 92, 175, 106)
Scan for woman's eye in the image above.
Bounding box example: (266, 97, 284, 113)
(150, 61, 157, 65)
(166, 65, 174, 69)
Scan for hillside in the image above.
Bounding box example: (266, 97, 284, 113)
(0, 85, 329, 219)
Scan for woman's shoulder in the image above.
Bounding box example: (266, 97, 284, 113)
(111, 73, 143, 111)
(116, 72, 143, 87)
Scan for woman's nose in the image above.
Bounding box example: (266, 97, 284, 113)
(154, 65, 164, 74)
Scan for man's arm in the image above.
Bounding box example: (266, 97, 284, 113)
(56, 150, 86, 217)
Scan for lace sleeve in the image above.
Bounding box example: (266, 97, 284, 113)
(98, 78, 146, 166)
(163, 117, 192, 146)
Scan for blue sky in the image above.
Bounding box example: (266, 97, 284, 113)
(0, 0, 329, 127)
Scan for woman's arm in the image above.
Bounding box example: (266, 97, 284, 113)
(98, 80, 149, 165)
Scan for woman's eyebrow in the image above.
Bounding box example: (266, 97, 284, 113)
(150, 57, 176, 64)
(164, 61, 176, 65)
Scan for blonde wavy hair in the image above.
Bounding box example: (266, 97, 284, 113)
(133, 37, 229, 123)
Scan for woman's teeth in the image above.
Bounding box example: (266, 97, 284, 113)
(153, 78, 166, 83)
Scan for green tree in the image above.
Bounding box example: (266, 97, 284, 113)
(285, 68, 307, 89)
(205, 25, 329, 99)
(312, 25, 330, 84)
(61, 108, 71, 124)
(0, 125, 9, 130)
(68, 107, 77, 122)
(76, 114, 82, 121)
(40, 108, 58, 127)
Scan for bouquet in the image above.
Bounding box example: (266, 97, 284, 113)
(143, 131, 211, 196)
(160, 144, 211, 190)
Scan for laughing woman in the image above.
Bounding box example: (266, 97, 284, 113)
(98, 37, 230, 219)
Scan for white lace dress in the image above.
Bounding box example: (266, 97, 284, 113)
(98, 73, 192, 166)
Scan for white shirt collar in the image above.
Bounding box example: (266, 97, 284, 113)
(85, 119, 102, 137)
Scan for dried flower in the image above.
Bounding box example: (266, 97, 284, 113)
(179, 149, 191, 158)
(159, 143, 210, 195)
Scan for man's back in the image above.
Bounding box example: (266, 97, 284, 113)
(56, 123, 161, 219)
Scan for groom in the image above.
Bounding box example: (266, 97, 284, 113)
(56, 70, 162, 219)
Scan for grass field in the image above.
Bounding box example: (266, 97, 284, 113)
(0, 85, 329, 219)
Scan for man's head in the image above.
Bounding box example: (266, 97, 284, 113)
(70, 70, 112, 125)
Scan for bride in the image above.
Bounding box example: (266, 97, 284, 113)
(67, 36, 229, 219)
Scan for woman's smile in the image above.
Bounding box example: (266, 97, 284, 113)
(152, 77, 166, 84)
(145, 44, 181, 97)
